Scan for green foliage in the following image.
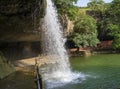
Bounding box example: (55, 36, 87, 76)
(106, 0, 120, 49)
(69, 0, 120, 49)
(78, 8, 90, 15)
(87, 0, 111, 41)
(108, 24, 120, 36)
(88, 0, 106, 12)
(107, 24, 120, 49)
(110, 0, 120, 16)
(67, 6, 79, 20)
(97, 18, 112, 40)
(106, 0, 120, 24)
(70, 15, 99, 48)
(54, 0, 79, 20)
(87, 0, 120, 42)
(112, 34, 120, 49)
(74, 15, 97, 34)
(71, 33, 99, 47)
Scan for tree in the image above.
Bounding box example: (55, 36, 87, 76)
(97, 18, 113, 40)
(88, 0, 105, 12)
(87, 0, 112, 41)
(74, 15, 97, 34)
(112, 34, 120, 49)
(108, 24, 120, 49)
(86, 0, 120, 50)
(107, 0, 120, 49)
(54, 0, 79, 20)
(70, 15, 99, 51)
(109, 0, 120, 17)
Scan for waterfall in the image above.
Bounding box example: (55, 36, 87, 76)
(42, 0, 71, 76)
(41, 0, 81, 88)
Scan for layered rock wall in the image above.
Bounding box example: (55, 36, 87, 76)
(0, 0, 46, 42)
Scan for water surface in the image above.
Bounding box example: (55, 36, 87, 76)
(47, 54, 120, 89)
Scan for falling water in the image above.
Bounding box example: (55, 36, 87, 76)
(41, 0, 82, 88)
(42, 0, 71, 76)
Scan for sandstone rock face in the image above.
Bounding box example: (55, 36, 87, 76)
(61, 14, 74, 36)
(0, 0, 46, 42)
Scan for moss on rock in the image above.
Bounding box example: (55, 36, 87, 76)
(0, 52, 15, 79)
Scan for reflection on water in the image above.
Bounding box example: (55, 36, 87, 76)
(0, 71, 35, 89)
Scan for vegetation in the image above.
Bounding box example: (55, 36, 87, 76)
(70, 15, 99, 50)
(107, 0, 120, 49)
(87, 0, 120, 49)
(53, 0, 119, 50)
(87, 0, 106, 12)
(54, 0, 120, 50)
(87, 0, 108, 40)
(54, 0, 79, 20)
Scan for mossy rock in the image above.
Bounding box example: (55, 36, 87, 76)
(0, 52, 15, 79)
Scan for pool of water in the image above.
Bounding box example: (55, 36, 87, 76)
(45, 54, 120, 89)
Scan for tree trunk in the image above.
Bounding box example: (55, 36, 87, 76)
(76, 47, 79, 52)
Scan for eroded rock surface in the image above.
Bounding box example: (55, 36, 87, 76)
(0, 0, 46, 42)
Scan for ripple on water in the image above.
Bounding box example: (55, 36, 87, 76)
(44, 71, 97, 89)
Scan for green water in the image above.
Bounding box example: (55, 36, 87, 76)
(56, 54, 120, 89)
(1, 54, 120, 89)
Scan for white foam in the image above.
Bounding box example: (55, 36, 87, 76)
(44, 72, 94, 89)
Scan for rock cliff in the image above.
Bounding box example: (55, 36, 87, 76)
(61, 14, 74, 36)
(0, 0, 46, 79)
(0, 0, 46, 42)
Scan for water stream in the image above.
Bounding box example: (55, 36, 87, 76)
(41, 0, 70, 73)
(40, 0, 80, 87)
